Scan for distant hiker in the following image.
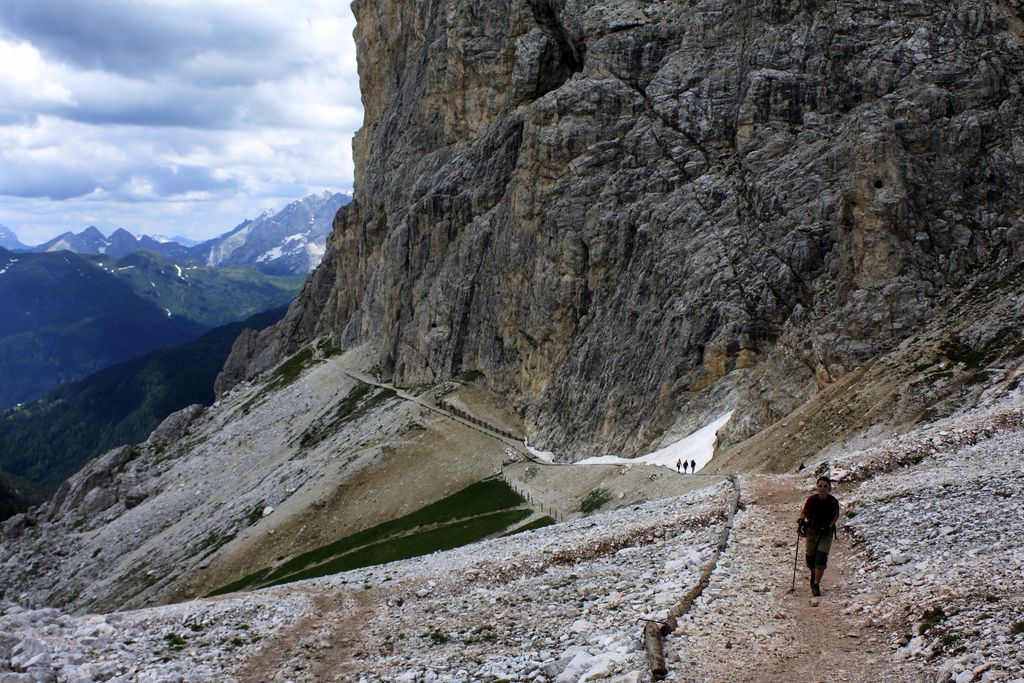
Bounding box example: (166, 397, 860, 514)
(681, 460, 688, 473)
(797, 476, 840, 597)
(690, 459, 696, 473)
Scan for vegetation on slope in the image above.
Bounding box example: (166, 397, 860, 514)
(208, 478, 531, 595)
(297, 383, 398, 448)
(98, 249, 303, 328)
(238, 346, 317, 415)
(0, 307, 287, 498)
(0, 469, 43, 519)
(0, 248, 302, 409)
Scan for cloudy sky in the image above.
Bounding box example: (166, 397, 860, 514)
(0, 0, 361, 245)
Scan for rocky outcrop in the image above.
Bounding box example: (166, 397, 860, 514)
(214, 248, 338, 399)
(144, 404, 204, 451)
(3, 406, 204, 543)
(224, 1, 1024, 459)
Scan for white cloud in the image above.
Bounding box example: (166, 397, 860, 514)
(0, 38, 74, 112)
(0, 0, 361, 244)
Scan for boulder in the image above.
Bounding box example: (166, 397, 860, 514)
(145, 404, 204, 451)
(9, 638, 49, 672)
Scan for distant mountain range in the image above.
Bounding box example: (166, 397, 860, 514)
(0, 247, 302, 409)
(203, 191, 349, 275)
(6, 191, 351, 276)
(0, 225, 27, 251)
(32, 226, 195, 261)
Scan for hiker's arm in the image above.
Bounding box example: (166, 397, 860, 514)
(830, 501, 840, 528)
(798, 498, 810, 523)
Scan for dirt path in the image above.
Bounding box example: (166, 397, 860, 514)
(233, 585, 381, 683)
(665, 474, 922, 682)
(740, 477, 899, 682)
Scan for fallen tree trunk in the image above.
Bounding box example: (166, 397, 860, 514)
(643, 620, 668, 679)
(644, 475, 742, 679)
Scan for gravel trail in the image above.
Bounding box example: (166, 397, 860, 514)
(666, 474, 923, 682)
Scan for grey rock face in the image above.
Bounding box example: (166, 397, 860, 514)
(9, 638, 49, 672)
(213, 328, 260, 400)
(44, 446, 133, 524)
(144, 404, 204, 451)
(1, 514, 33, 543)
(214, 2, 1024, 459)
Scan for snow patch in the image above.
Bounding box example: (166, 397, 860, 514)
(526, 443, 555, 463)
(256, 246, 284, 263)
(577, 411, 734, 473)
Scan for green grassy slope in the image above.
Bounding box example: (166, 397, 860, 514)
(209, 478, 533, 596)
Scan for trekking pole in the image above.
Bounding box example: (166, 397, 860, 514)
(789, 531, 800, 592)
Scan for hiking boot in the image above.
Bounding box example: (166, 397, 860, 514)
(812, 583, 822, 597)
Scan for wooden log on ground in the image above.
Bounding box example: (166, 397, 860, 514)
(643, 621, 668, 679)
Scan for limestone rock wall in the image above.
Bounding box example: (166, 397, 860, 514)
(228, 0, 1024, 458)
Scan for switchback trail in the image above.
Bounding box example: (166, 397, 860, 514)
(663, 474, 925, 682)
(328, 360, 528, 455)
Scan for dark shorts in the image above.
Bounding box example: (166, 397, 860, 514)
(805, 528, 833, 567)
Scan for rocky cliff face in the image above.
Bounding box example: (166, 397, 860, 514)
(227, 0, 1024, 459)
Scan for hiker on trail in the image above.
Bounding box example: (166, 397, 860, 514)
(690, 459, 696, 473)
(682, 460, 688, 473)
(677, 458, 682, 473)
(797, 476, 840, 597)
